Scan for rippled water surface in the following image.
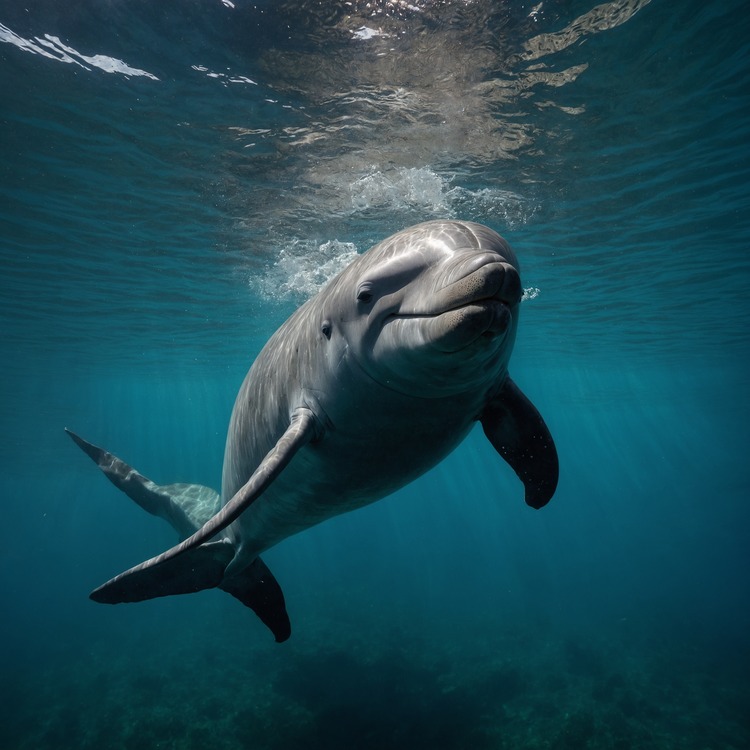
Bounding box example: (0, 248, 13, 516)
(1, 1, 748, 748)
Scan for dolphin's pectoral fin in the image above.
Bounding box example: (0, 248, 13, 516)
(220, 557, 291, 643)
(481, 377, 558, 509)
(65, 428, 220, 538)
(90, 540, 234, 604)
(87, 408, 319, 595)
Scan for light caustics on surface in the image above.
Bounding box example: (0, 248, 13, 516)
(2, 0, 743, 369)
(0, 22, 159, 79)
(521, 0, 653, 61)
(213, 0, 656, 288)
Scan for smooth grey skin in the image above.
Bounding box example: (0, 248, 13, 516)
(69, 219, 558, 642)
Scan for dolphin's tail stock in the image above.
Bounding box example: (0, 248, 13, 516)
(65, 429, 291, 642)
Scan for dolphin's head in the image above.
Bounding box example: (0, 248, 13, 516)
(324, 220, 522, 397)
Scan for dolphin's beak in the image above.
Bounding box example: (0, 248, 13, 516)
(407, 260, 521, 352)
(431, 260, 520, 309)
(427, 300, 514, 352)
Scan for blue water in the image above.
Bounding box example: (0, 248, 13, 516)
(1, 1, 748, 748)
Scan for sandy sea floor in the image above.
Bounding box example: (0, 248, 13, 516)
(4, 598, 747, 750)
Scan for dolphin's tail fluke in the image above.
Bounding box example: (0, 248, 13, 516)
(65, 427, 221, 538)
(219, 557, 292, 642)
(90, 541, 292, 642)
(66, 428, 292, 642)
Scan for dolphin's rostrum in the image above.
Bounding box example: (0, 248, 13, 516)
(68, 220, 558, 641)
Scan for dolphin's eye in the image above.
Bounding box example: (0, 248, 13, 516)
(356, 284, 374, 304)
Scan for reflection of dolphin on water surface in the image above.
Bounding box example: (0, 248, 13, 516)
(68, 220, 558, 642)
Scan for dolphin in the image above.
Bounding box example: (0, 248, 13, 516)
(68, 219, 558, 642)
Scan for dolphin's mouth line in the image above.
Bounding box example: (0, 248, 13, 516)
(389, 297, 511, 321)
(378, 294, 515, 354)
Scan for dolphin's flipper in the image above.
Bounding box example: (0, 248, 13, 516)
(220, 558, 291, 642)
(481, 377, 558, 509)
(81, 408, 316, 620)
(65, 428, 220, 538)
(67, 427, 299, 642)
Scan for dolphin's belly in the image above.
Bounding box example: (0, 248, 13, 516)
(226, 411, 475, 561)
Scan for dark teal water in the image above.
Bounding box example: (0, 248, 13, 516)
(1, 1, 748, 748)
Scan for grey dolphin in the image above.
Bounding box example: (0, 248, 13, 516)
(68, 219, 558, 641)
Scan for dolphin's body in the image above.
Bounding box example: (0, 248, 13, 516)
(68, 220, 558, 641)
